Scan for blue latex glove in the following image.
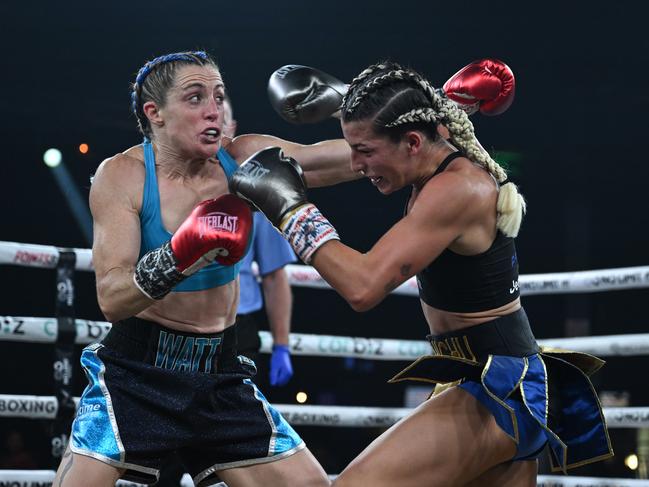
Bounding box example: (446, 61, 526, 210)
(269, 344, 293, 386)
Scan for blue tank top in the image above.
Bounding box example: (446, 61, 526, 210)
(139, 140, 247, 292)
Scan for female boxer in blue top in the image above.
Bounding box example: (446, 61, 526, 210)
(53, 51, 354, 487)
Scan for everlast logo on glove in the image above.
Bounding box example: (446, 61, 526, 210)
(238, 160, 271, 186)
(273, 64, 301, 79)
(198, 212, 239, 238)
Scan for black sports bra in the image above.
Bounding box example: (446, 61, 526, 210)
(411, 152, 520, 313)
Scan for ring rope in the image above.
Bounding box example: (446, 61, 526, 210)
(286, 263, 649, 297)
(0, 471, 645, 487)
(3, 241, 648, 483)
(3, 316, 649, 358)
(0, 394, 646, 428)
(3, 240, 649, 296)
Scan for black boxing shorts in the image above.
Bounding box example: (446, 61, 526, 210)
(70, 317, 304, 486)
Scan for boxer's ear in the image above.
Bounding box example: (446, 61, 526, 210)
(143, 101, 163, 127)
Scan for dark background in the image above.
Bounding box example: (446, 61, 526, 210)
(1, 0, 648, 480)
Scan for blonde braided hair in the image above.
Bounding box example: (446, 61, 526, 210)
(343, 62, 526, 237)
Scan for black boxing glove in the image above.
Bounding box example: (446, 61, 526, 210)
(229, 147, 339, 263)
(229, 147, 307, 227)
(268, 65, 348, 124)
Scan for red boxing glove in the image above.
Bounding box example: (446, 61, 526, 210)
(134, 194, 252, 299)
(443, 59, 515, 116)
(171, 194, 252, 273)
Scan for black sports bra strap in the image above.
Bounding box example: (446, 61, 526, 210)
(431, 151, 464, 178)
(404, 151, 466, 217)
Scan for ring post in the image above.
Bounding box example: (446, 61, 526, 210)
(50, 250, 77, 466)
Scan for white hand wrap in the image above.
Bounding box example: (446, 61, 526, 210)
(280, 204, 339, 263)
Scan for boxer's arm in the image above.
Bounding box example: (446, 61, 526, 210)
(230, 147, 480, 313)
(262, 267, 294, 386)
(228, 134, 357, 188)
(232, 145, 481, 311)
(311, 172, 482, 311)
(90, 155, 153, 322)
(262, 267, 292, 347)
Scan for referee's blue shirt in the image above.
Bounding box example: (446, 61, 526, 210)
(237, 213, 297, 315)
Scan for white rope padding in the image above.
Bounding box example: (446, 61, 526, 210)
(3, 316, 649, 358)
(279, 404, 649, 429)
(0, 471, 645, 487)
(0, 395, 646, 428)
(0, 241, 93, 271)
(0, 316, 111, 344)
(2, 240, 649, 296)
(285, 263, 649, 296)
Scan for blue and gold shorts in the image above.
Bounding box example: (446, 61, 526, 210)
(71, 317, 304, 486)
(390, 309, 613, 472)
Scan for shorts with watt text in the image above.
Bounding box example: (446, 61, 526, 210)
(71, 317, 304, 486)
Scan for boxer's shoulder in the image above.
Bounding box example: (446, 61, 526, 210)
(95, 148, 144, 183)
(225, 134, 281, 164)
(91, 149, 145, 210)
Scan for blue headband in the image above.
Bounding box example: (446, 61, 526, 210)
(131, 51, 209, 114)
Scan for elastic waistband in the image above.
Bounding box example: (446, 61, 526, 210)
(101, 317, 238, 374)
(426, 308, 539, 363)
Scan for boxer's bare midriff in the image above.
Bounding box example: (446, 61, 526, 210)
(422, 297, 522, 336)
(138, 279, 239, 334)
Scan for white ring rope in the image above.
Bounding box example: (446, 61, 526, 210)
(0, 316, 111, 344)
(2, 243, 648, 484)
(3, 240, 649, 296)
(3, 316, 649, 358)
(0, 394, 646, 428)
(286, 263, 649, 297)
(0, 471, 645, 487)
(1, 240, 93, 271)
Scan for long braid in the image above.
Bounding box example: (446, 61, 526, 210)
(423, 87, 526, 236)
(437, 96, 508, 182)
(342, 63, 389, 113)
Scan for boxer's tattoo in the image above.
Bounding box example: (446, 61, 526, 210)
(384, 264, 412, 293)
(57, 449, 73, 487)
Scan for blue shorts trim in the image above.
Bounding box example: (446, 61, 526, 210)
(243, 378, 303, 456)
(71, 343, 160, 479)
